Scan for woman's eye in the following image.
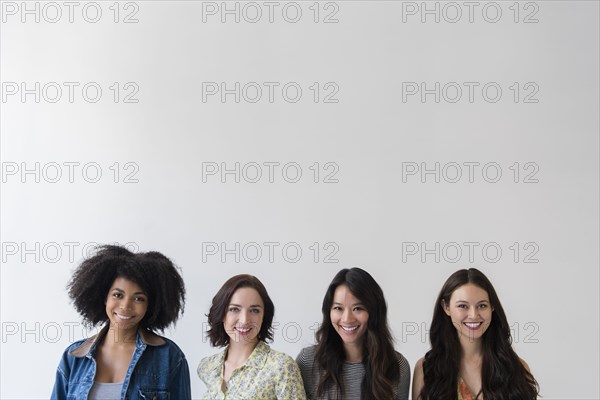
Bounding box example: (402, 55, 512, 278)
(332, 306, 342, 311)
(458, 304, 467, 309)
(113, 292, 123, 299)
(250, 309, 260, 314)
(353, 307, 363, 312)
(478, 304, 487, 309)
(135, 296, 146, 302)
(228, 307, 239, 312)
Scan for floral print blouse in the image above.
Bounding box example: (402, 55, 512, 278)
(198, 341, 307, 400)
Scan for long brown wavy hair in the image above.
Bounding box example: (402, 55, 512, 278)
(420, 268, 539, 400)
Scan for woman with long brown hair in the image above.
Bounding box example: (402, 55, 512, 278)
(412, 268, 539, 400)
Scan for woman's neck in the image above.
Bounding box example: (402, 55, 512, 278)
(105, 324, 138, 346)
(460, 335, 483, 361)
(226, 339, 259, 365)
(343, 342, 363, 363)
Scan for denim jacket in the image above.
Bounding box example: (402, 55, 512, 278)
(51, 325, 191, 400)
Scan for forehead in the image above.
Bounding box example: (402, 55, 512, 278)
(332, 284, 362, 304)
(110, 276, 145, 293)
(229, 287, 264, 306)
(450, 283, 489, 303)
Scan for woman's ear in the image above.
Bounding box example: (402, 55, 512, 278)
(441, 299, 451, 316)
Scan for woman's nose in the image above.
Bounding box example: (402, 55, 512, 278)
(342, 309, 354, 322)
(468, 306, 478, 318)
(120, 298, 133, 310)
(238, 310, 248, 323)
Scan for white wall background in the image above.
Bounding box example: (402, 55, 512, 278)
(1, 1, 598, 399)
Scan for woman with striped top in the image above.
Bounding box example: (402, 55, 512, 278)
(297, 267, 410, 400)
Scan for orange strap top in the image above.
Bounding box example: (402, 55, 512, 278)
(458, 377, 482, 400)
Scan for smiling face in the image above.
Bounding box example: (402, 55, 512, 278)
(330, 284, 369, 348)
(105, 276, 148, 334)
(223, 287, 264, 346)
(444, 283, 493, 343)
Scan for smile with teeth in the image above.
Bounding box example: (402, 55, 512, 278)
(340, 325, 359, 333)
(464, 322, 482, 330)
(235, 326, 252, 335)
(115, 313, 134, 321)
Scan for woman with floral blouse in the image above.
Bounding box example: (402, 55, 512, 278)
(197, 274, 306, 400)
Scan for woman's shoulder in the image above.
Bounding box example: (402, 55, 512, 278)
(393, 351, 411, 380)
(261, 343, 298, 366)
(197, 349, 226, 381)
(66, 338, 89, 352)
(156, 335, 184, 352)
(414, 356, 425, 368)
(55, 336, 97, 375)
(519, 357, 531, 372)
(146, 334, 188, 364)
(295, 345, 317, 366)
(297, 345, 317, 358)
(412, 356, 426, 400)
(394, 351, 410, 368)
(64, 334, 100, 358)
(412, 356, 425, 379)
(394, 350, 410, 365)
(198, 348, 225, 367)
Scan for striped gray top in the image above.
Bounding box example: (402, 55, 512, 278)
(296, 345, 410, 400)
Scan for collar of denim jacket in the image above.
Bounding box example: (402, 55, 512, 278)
(69, 325, 166, 357)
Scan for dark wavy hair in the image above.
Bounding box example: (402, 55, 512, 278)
(67, 244, 186, 332)
(314, 268, 400, 400)
(420, 268, 539, 400)
(206, 274, 275, 347)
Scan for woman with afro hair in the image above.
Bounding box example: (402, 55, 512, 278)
(51, 244, 190, 400)
(412, 268, 539, 400)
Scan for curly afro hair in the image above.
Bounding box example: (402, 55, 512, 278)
(67, 244, 186, 332)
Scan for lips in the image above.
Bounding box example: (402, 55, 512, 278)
(463, 322, 482, 330)
(340, 325, 359, 333)
(115, 313, 134, 321)
(235, 326, 252, 335)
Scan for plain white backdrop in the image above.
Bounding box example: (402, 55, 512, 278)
(1, 1, 598, 398)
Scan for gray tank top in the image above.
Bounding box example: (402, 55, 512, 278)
(88, 381, 123, 400)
